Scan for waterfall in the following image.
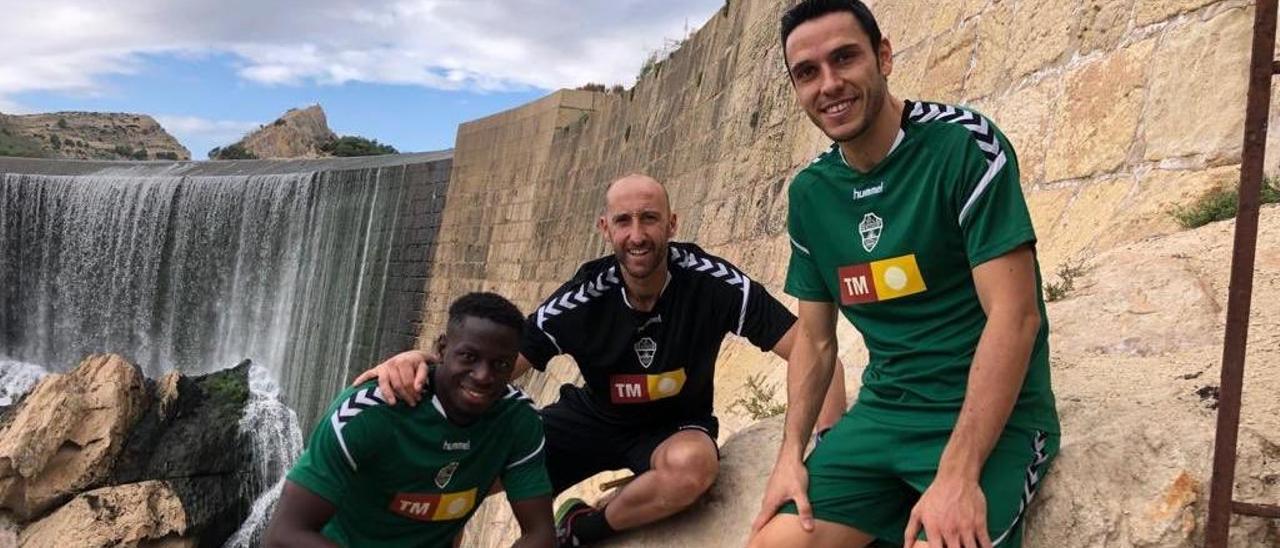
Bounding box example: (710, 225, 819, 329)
(0, 153, 450, 429)
(222, 364, 304, 548)
(1, 153, 450, 541)
(0, 359, 47, 406)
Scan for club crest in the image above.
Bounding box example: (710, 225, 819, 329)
(435, 461, 459, 489)
(634, 337, 657, 369)
(859, 212, 883, 252)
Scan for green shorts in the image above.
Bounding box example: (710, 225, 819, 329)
(780, 405, 1058, 547)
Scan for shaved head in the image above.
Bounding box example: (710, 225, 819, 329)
(597, 173, 678, 288)
(604, 174, 671, 215)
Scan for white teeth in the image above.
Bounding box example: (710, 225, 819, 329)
(823, 100, 852, 115)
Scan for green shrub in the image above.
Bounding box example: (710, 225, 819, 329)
(210, 143, 257, 160)
(132, 147, 149, 161)
(1172, 177, 1280, 229)
(1044, 258, 1088, 302)
(112, 144, 133, 157)
(320, 135, 397, 157)
(56, 117, 69, 129)
(49, 135, 61, 149)
(155, 151, 180, 161)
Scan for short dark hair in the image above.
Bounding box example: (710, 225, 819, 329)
(780, 0, 883, 60)
(446, 292, 524, 334)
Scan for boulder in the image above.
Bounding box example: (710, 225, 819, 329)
(18, 481, 193, 548)
(0, 354, 147, 520)
(111, 360, 256, 545)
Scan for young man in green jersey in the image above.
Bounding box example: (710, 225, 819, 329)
(265, 292, 554, 548)
(750, 1, 1060, 547)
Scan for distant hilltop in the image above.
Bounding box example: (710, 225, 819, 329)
(0, 111, 190, 161)
(209, 105, 397, 160)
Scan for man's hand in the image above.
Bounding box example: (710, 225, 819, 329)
(751, 456, 813, 535)
(903, 474, 991, 548)
(351, 350, 433, 406)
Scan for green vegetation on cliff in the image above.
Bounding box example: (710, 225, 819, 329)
(208, 143, 258, 160)
(320, 135, 398, 157)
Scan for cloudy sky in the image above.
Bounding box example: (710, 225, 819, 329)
(0, 0, 723, 158)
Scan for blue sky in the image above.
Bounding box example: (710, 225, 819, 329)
(0, 1, 723, 158)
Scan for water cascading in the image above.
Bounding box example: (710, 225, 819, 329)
(1, 153, 448, 427)
(0, 153, 450, 540)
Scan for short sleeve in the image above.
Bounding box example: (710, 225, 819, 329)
(737, 282, 797, 352)
(520, 313, 559, 372)
(500, 407, 552, 501)
(954, 119, 1037, 268)
(286, 385, 381, 504)
(784, 175, 833, 302)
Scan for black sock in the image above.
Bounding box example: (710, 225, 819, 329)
(570, 506, 617, 544)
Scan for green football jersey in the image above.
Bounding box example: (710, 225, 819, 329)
(286, 379, 550, 547)
(785, 100, 1058, 434)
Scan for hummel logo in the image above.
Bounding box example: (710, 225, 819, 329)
(442, 440, 471, 451)
(853, 182, 884, 201)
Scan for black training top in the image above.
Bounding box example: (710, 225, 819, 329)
(522, 241, 795, 426)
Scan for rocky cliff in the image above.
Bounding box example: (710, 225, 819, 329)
(214, 105, 338, 159)
(0, 112, 190, 160)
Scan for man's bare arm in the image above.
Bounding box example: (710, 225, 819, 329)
(770, 323, 848, 433)
(751, 300, 840, 534)
(263, 481, 339, 548)
(903, 245, 1041, 547)
(351, 350, 534, 406)
(509, 496, 555, 548)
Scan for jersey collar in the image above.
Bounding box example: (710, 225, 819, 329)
(620, 262, 672, 311)
(837, 98, 912, 172)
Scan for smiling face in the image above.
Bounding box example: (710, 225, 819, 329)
(432, 316, 520, 424)
(784, 11, 894, 146)
(597, 175, 677, 284)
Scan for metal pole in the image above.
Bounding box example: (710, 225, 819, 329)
(1204, 0, 1277, 545)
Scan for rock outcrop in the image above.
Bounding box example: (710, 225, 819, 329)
(0, 112, 190, 160)
(219, 105, 337, 159)
(18, 481, 190, 548)
(0, 354, 147, 519)
(0, 355, 261, 546)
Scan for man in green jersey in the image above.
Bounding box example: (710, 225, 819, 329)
(750, 1, 1060, 547)
(265, 292, 554, 548)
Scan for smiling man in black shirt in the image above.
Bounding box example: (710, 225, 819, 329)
(356, 174, 848, 546)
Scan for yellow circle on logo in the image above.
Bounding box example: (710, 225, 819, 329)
(447, 498, 468, 516)
(657, 377, 678, 394)
(884, 266, 908, 291)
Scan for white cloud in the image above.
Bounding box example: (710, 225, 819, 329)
(0, 0, 723, 101)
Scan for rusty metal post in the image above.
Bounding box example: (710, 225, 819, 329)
(1204, 0, 1278, 545)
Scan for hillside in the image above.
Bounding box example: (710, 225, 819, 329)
(0, 112, 189, 161)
